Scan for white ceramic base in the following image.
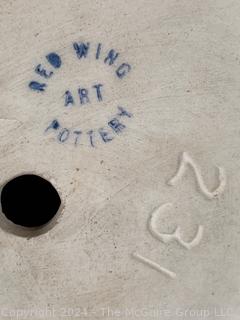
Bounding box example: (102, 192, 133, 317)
(0, 1, 239, 319)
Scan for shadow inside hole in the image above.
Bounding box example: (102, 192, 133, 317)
(0, 174, 61, 236)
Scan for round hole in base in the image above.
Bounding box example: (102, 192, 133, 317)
(1, 174, 61, 228)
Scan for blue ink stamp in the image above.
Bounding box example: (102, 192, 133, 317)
(29, 81, 47, 92)
(28, 40, 133, 149)
(35, 64, 53, 79)
(73, 42, 90, 59)
(64, 91, 75, 107)
(46, 53, 62, 68)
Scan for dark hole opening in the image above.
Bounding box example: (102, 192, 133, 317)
(1, 174, 61, 228)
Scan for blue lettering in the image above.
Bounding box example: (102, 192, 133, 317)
(108, 118, 126, 133)
(46, 52, 62, 68)
(35, 64, 53, 79)
(96, 43, 102, 59)
(45, 119, 60, 132)
(116, 63, 131, 79)
(73, 42, 90, 59)
(92, 84, 103, 101)
(104, 49, 119, 65)
(29, 81, 47, 92)
(58, 128, 70, 143)
(73, 130, 82, 145)
(98, 128, 113, 143)
(87, 130, 95, 147)
(64, 90, 75, 106)
(117, 106, 132, 118)
(78, 88, 90, 105)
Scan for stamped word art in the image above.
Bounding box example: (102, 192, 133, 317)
(28, 41, 133, 148)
